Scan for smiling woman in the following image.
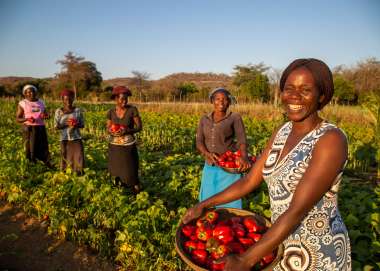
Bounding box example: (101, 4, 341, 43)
(183, 59, 351, 271)
(195, 87, 251, 209)
(16, 84, 52, 168)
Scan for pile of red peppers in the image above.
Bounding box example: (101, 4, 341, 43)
(180, 210, 276, 270)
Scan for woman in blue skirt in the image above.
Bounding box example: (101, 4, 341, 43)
(196, 87, 251, 208)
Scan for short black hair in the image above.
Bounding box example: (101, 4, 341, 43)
(280, 58, 334, 110)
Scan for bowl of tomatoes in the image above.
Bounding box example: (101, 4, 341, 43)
(175, 208, 283, 271)
(216, 150, 257, 174)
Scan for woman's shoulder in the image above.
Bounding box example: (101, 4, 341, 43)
(318, 122, 347, 144)
(18, 99, 27, 107)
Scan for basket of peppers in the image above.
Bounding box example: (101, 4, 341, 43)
(175, 208, 283, 271)
(216, 150, 257, 174)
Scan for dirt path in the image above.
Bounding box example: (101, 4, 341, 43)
(0, 201, 115, 271)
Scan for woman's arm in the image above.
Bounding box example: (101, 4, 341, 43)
(16, 105, 27, 123)
(54, 109, 67, 129)
(222, 129, 348, 270)
(196, 117, 218, 165)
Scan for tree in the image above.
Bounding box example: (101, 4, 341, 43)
(268, 68, 282, 107)
(232, 63, 270, 102)
(172, 82, 198, 101)
(333, 75, 357, 105)
(131, 70, 150, 101)
(55, 51, 102, 98)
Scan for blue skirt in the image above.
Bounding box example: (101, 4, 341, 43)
(199, 163, 242, 209)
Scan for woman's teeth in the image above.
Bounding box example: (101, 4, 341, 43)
(289, 104, 303, 111)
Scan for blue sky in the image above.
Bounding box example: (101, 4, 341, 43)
(0, 0, 379, 79)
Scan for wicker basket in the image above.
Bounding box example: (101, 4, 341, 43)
(175, 208, 284, 271)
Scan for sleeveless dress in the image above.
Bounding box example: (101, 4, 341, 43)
(262, 121, 351, 271)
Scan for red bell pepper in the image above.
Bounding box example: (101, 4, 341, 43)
(247, 232, 262, 242)
(191, 249, 208, 265)
(196, 218, 210, 229)
(228, 216, 242, 225)
(196, 226, 213, 241)
(232, 224, 246, 237)
(182, 225, 196, 238)
(205, 210, 219, 224)
(213, 225, 234, 244)
(209, 260, 225, 271)
(238, 237, 254, 248)
(228, 241, 245, 254)
(184, 240, 198, 252)
(243, 216, 264, 233)
(261, 252, 275, 264)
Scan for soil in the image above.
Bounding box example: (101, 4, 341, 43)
(0, 201, 115, 271)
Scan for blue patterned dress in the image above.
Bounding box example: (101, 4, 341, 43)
(263, 121, 351, 271)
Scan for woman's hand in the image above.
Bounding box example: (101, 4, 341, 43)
(182, 203, 205, 225)
(216, 254, 252, 271)
(236, 156, 251, 172)
(205, 152, 219, 165)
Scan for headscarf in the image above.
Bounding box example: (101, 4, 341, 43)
(60, 89, 75, 98)
(209, 87, 237, 104)
(111, 86, 132, 99)
(22, 84, 37, 95)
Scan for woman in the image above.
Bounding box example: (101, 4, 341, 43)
(107, 86, 142, 194)
(54, 89, 85, 174)
(16, 84, 52, 167)
(196, 87, 251, 209)
(183, 59, 351, 270)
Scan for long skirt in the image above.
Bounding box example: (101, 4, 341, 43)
(60, 139, 85, 173)
(108, 143, 139, 187)
(22, 125, 50, 163)
(199, 163, 242, 209)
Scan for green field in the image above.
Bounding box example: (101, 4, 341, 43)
(0, 99, 378, 270)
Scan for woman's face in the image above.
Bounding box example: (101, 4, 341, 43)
(281, 68, 323, 122)
(62, 95, 74, 108)
(24, 88, 37, 101)
(115, 93, 128, 107)
(212, 92, 230, 113)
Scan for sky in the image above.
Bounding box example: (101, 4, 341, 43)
(0, 0, 379, 80)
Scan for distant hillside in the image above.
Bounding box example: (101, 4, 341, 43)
(103, 72, 233, 90)
(0, 76, 37, 85)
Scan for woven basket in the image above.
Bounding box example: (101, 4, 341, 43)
(175, 208, 284, 271)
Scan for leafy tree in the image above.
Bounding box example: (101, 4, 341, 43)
(131, 70, 150, 101)
(55, 51, 102, 98)
(333, 75, 357, 105)
(232, 63, 270, 102)
(172, 82, 198, 101)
